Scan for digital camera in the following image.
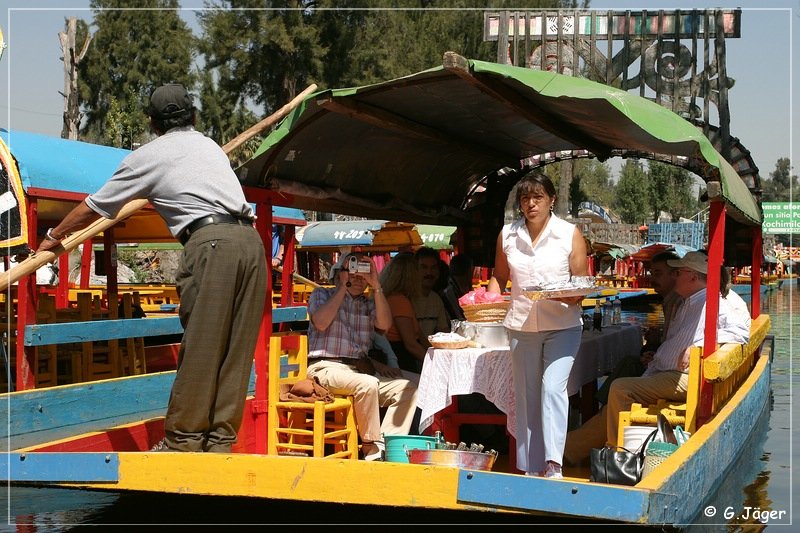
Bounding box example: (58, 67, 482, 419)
(347, 255, 371, 274)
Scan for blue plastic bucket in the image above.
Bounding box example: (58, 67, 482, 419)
(384, 435, 437, 463)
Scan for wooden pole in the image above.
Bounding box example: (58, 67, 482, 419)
(222, 84, 317, 154)
(0, 83, 318, 292)
(274, 265, 322, 289)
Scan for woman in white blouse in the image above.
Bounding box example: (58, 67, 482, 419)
(487, 172, 588, 479)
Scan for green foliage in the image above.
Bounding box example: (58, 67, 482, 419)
(78, 0, 195, 143)
(104, 86, 149, 148)
(647, 161, 700, 222)
(195, 1, 562, 145)
(614, 160, 650, 224)
(574, 159, 613, 208)
(197, 1, 325, 120)
(762, 157, 796, 202)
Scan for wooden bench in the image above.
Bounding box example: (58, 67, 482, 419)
(617, 314, 771, 445)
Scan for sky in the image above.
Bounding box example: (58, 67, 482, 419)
(1, 1, 797, 184)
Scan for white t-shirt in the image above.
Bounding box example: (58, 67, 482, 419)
(643, 288, 751, 376)
(86, 127, 253, 238)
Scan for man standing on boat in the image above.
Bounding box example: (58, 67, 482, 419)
(36, 84, 267, 453)
(564, 251, 749, 464)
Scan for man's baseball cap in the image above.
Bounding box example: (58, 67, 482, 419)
(147, 84, 194, 119)
(667, 250, 708, 274)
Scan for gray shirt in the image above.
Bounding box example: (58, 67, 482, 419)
(86, 127, 253, 237)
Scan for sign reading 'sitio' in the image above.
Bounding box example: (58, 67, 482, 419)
(762, 202, 800, 234)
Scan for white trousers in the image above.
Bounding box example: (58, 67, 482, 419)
(307, 360, 418, 442)
(509, 327, 582, 474)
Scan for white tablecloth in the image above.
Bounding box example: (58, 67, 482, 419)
(417, 323, 642, 439)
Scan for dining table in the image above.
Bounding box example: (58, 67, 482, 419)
(417, 322, 643, 441)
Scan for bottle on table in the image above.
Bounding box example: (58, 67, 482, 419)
(612, 296, 622, 325)
(602, 298, 612, 327)
(593, 300, 602, 331)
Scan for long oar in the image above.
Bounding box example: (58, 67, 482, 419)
(274, 265, 322, 288)
(0, 83, 318, 291)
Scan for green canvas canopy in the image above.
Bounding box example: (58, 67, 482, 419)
(417, 224, 457, 250)
(295, 219, 422, 252)
(241, 52, 761, 228)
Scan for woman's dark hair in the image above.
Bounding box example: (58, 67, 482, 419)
(514, 171, 557, 213)
(151, 109, 194, 134)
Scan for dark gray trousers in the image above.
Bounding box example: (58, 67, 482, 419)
(165, 223, 267, 452)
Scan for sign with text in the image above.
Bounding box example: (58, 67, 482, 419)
(762, 202, 800, 234)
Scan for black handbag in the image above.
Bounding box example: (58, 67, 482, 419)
(590, 429, 658, 485)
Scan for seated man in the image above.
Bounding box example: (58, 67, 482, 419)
(306, 252, 418, 461)
(595, 251, 684, 405)
(564, 251, 750, 464)
(440, 253, 474, 322)
(413, 247, 450, 338)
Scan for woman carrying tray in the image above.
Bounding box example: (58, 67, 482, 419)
(487, 171, 588, 479)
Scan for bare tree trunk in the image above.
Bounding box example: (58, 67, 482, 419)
(556, 160, 573, 216)
(59, 17, 91, 140)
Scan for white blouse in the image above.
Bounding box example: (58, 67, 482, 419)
(501, 215, 582, 332)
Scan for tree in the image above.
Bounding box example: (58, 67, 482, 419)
(614, 160, 650, 224)
(568, 174, 584, 218)
(197, 1, 325, 123)
(196, 1, 562, 149)
(104, 86, 149, 149)
(574, 158, 613, 208)
(648, 161, 700, 222)
(762, 157, 796, 202)
(59, 17, 92, 140)
(78, 0, 195, 144)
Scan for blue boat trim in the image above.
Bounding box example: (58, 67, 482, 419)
(457, 471, 650, 522)
(1, 370, 258, 450)
(645, 356, 771, 525)
(3, 452, 119, 482)
(25, 317, 184, 346)
(24, 306, 307, 346)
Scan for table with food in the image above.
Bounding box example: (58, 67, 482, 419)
(417, 279, 642, 441)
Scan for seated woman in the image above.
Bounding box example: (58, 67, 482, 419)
(379, 252, 430, 373)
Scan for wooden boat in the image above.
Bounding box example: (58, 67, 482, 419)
(2, 53, 771, 526)
(582, 288, 651, 308)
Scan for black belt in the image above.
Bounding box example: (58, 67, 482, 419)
(308, 357, 361, 365)
(180, 214, 252, 245)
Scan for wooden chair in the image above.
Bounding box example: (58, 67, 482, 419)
(34, 294, 58, 387)
(77, 292, 117, 382)
(267, 335, 358, 459)
(120, 293, 146, 376)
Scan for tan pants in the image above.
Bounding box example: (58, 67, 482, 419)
(307, 360, 418, 442)
(564, 370, 688, 463)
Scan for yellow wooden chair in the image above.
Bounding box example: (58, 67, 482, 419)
(267, 335, 358, 459)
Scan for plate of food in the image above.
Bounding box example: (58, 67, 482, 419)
(428, 332, 471, 350)
(523, 276, 599, 301)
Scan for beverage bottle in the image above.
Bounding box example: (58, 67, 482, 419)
(612, 296, 622, 325)
(602, 298, 612, 327)
(593, 301, 602, 331)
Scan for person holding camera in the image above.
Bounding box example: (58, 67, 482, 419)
(306, 252, 418, 461)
